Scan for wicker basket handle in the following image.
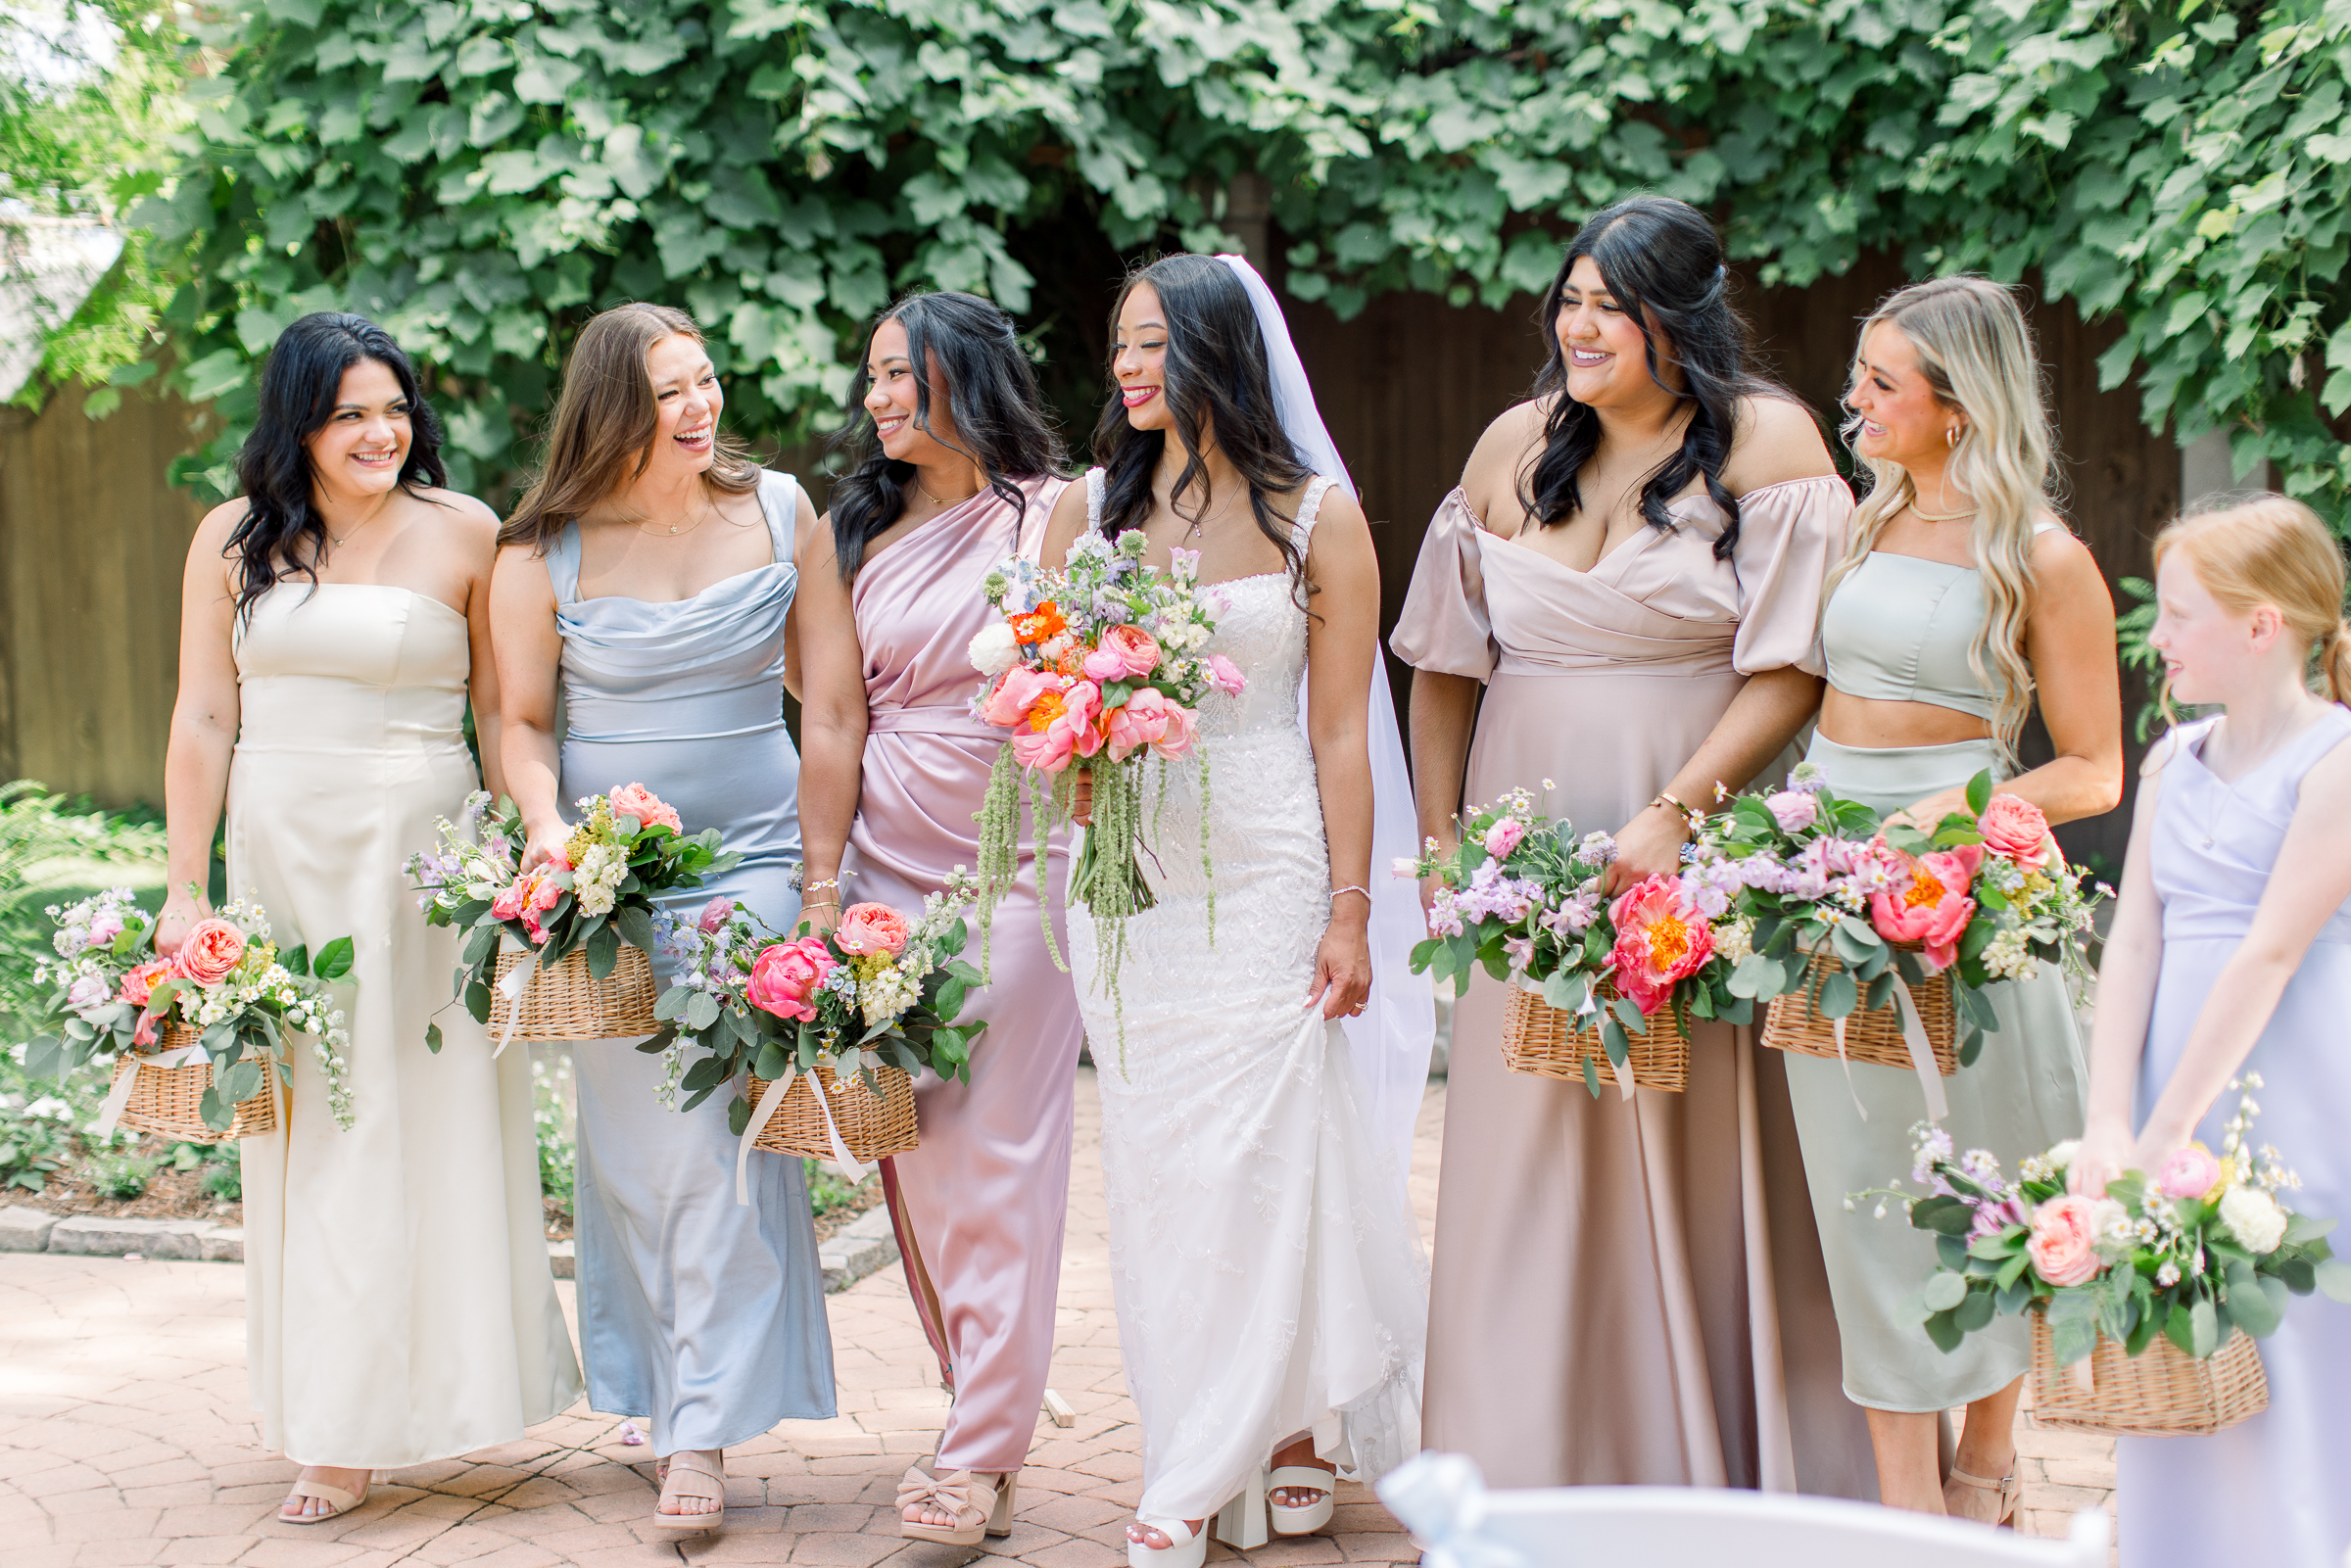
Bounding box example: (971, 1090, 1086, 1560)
(735, 1064, 869, 1208)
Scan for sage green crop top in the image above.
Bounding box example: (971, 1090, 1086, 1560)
(1821, 523, 2061, 719)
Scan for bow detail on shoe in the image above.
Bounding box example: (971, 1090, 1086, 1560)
(897, 1469, 972, 1518)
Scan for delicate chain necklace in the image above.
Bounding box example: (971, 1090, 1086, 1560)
(327, 506, 390, 548)
(918, 477, 982, 507)
(1178, 488, 1246, 541)
(629, 493, 713, 537)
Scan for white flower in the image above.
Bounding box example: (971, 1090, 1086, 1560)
(1711, 917, 1754, 965)
(2219, 1185, 2287, 1254)
(967, 621, 1021, 676)
(2045, 1139, 2080, 1171)
(2156, 1260, 2181, 1287)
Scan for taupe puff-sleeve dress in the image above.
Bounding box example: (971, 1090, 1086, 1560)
(1391, 477, 1876, 1497)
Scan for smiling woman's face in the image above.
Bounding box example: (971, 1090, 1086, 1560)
(1847, 322, 1957, 470)
(303, 358, 410, 499)
(861, 316, 965, 466)
(1554, 255, 1678, 409)
(643, 331, 720, 477)
(1111, 282, 1172, 433)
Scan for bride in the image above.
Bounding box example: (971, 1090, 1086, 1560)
(1035, 253, 1427, 1568)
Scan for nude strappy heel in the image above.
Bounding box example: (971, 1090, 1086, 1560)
(898, 1465, 1012, 1546)
(1943, 1463, 2021, 1527)
(651, 1449, 727, 1533)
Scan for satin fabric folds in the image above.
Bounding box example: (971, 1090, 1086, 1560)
(233, 584, 581, 1467)
(1391, 479, 1874, 1497)
(845, 478, 1085, 1476)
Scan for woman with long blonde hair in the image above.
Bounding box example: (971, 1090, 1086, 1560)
(1785, 276, 2122, 1518)
(2072, 496, 2351, 1565)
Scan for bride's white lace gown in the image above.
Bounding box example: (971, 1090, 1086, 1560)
(1071, 470, 1427, 1525)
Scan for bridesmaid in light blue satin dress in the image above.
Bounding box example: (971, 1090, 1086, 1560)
(493, 304, 835, 1532)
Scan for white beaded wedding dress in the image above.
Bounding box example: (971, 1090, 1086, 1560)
(1070, 468, 1427, 1536)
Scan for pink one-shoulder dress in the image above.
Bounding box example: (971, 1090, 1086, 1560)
(843, 477, 1083, 1474)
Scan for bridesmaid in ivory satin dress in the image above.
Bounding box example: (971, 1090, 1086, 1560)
(159, 313, 580, 1526)
(494, 304, 835, 1534)
(794, 291, 1080, 1547)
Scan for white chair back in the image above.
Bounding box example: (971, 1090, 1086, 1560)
(1379, 1453, 2111, 1568)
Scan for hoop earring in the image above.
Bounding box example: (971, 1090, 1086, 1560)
(1946, 427, 1960, 449)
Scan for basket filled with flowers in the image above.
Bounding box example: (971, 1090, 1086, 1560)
(408, 786, 739, 1048)
(1854, 1077, 2349, 1437)
(646, 875, 989, 1179)
(1400, 786, 1752, 1097)
(1703, 766, 2102, 1104)
(24, 888, 356, 1143)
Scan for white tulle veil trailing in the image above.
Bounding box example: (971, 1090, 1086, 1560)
(1214, 253, 1435, 1185)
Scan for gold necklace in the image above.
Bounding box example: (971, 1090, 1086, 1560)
(918, 479, 982, 507)
(630, 495, 713, 537)
(1908, 496, 1976, 523)
(328, 507, 388, 548)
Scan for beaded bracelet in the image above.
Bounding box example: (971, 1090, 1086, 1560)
(1330, 885, 1371, 902)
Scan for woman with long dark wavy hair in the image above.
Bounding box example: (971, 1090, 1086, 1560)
(1392, 194, 1874, 1495)
(159, 312, 580, 1524)
(793, 289, 1079, 1546)
(1033, 253, 1427, 1568)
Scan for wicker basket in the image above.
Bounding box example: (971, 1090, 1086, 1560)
(2028, 1307, 2269, 1436)
(1761, 952, 1957, 1074)
(747, 1061, 920, 1163)
(1500, 981, 1689, 1093)
(111, 1022, 276, 1144)
(490, 942, 658, 1041)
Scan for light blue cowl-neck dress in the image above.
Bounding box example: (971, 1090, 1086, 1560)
(549, 468, 836, 1452)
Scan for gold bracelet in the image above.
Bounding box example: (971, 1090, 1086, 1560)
(1649, 791, 1689, 816)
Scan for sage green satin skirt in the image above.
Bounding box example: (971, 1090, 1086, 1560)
(1781, 735, 2089, 1411)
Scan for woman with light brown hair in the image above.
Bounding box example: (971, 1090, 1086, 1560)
(490, 302, 835, 1534)
(1787, 275, 2122, 1520)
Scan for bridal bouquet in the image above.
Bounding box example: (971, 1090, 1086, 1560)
(1401, 785, 1750, 1095)
(1702, 766, 2104, 1068)
(971, 530, 1240, 990)
(24, 888, 356, 1132)
(1857, 1078, 2350, 1366)
(644, 877, 989, 1133)
(407, 786, 738, 1047)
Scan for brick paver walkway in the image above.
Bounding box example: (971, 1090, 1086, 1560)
(0, 1069, 2112, 1566)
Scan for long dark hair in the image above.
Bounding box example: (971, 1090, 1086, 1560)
(1523, 194, 1779, 561)
(227, 312, 446, 617)
(1092, 254, 1315, 599)
(502, 303, 763, 554)
(825, 290, 1065, 580)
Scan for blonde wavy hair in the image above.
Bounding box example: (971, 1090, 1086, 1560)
(1829, 276, 2057, 764)
(2154, 493, 2351, 716)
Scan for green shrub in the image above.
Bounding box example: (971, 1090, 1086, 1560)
(0, 1114, 69, 1193)
(202, 1161, 241, 1203)
(532, 1054, 575, 1208)
(82, 1149, 156, 1200)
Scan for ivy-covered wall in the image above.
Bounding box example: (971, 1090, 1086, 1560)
(111, 0, 2351, 529)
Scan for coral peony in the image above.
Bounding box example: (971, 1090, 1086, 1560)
(2157, 1143, 2223, 1202)
(607, 783, 682, 834)
(746, 936, 837, 1022)
(1205, 653, 1245, 697)
(1104, 686, 1176, 761)
(1765, 789, 1818, 832)
(1012, 680, 1106, 772)
(1149, 697, 1199, 760)
(117, 956, 174, 1008)
(172, 919, 248, 986)
(967, 620, 1021, 676)
(1606, 874, 1715, 1016)
(2026, 1195, 2103, 1286)
(1868, 842, 1983, 971)
(1978, 793, 2056, 871)
(834, 902, 911, 958)
(984, 666, 1065, 729)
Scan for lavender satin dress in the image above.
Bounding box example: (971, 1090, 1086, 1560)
(841, 477, 1083, 1475)
(2118, 707, 2351, 1566)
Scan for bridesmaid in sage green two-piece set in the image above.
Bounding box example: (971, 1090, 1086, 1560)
(1789, 276, 2123, 1521)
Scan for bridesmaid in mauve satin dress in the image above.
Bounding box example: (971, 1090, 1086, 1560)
(796, 291, 1081, 1546)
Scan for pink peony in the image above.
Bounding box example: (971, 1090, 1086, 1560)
(2026, 1194, 2103, 1286)
(171, 919, 247, 986)
(834, 902, 911, 957)
(491, 880, 530, 921)
(1765, 789, 1818, 833)
(697, 896, 735, 933)
(1104, 686, 1176, 761)
(1483, 818, 1525, 859)
(117, 956, 174, 1008)
(607, 783, 682, 834)
(1205, 653, 1245, 697)
(983, 666, 1064, 730)
(1978, 793, 2056, 871)
(746, 936, 837, 1023)
(2158, 1143, 2223, 1202)
(1868, 842, 1983, 971)
(1149, 698, 1199, 760)
(1606, 874, 1716, 1016)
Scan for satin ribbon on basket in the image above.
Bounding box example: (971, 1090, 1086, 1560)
(733, 1063, 870, 1208)
(1826, 968, 1949, 1124)
(91, 1027, 210, 1138)
(491, 942, 538, 1060)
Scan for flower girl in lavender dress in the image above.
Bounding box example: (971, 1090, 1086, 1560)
(2072, 496, 2351, 1568)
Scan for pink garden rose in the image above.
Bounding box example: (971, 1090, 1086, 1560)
(1103, 686, 1176, 761)
(834, 903, 911, 958)
(1868, 842, 1983, 971)
(1765, 789, 1818, 833)
(1978, 793, 2057, 871)
(1081, 624, 1162, 684)
(2026, 1194, 2103, 1286)
(746, 936, 837, 1023)
(697, 896, 735, 934)
(607, 783, 682, 834)
(2158, 1143, 2224, 1202)
(117, 956, 174, 1008)
(1606, 875, 1715, 1016)
(1205, 653, 1245, 697)
(171, 919, 248, 986)
(983, 666, 1064, 729)
(1483, 818, 1525, 859)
